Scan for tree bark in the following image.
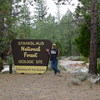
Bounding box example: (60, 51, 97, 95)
(89, 0, 97, 74)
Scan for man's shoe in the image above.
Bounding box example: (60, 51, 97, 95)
(54, 71, 57, 75)
(58, 70, 60, 74)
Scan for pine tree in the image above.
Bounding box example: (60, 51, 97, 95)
(34, 0, 48, 21)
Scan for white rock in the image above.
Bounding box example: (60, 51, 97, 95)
(88, 77, 100, 84)
(1, 67, 9, 73)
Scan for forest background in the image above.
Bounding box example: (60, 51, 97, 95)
(0, 0, 100, 74)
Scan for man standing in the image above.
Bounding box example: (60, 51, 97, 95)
(46, 44, 60, 74)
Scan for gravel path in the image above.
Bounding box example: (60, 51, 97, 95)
(0, 72, 100, 100)
(0, 57, 100, 100)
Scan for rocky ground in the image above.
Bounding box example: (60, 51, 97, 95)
(0, 57, 100, 100)
(0, 72, 100, 100)
(59, 57, 88, 73)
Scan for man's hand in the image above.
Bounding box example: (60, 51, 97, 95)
(58, 50, 60, 56)
(46, 48, 49, 52)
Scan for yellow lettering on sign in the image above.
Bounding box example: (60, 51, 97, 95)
(36, 60, 43, 64)
(18, 60, 34, 64)
(21, 46, 40, 51)
(15, 66, 47, 73)
(18, 41, 44, 46)
(24, 52, 38, 58)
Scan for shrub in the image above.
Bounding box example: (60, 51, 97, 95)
(7, 56, 13, 64)
(47, 64, 67, 71)
(97, 62, 100, 74)
(69, 56, 88, 63)
(70, 78, 81, 85)
(0, 59, 3, 72)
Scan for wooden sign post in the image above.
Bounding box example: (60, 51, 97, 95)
(11, 40, 52, 74)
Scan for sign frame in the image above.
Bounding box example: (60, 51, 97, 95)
(11, 39, 52, 74)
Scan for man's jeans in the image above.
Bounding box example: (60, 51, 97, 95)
(50, 60, 60, 74)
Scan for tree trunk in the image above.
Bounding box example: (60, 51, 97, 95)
(89, 0, 97, 74)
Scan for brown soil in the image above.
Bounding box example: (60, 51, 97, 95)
(0, 71, 100, 100)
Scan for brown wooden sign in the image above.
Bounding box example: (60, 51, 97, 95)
(11, 39, 52, 74)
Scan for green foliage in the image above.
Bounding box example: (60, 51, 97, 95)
(0, 59, 3, 72)
(75, 0, 100, 58)
(74, 15, 100, 58)
(0, 0, 79, 57)
(75, 21, 90, 57)
(69, 56, 88, 62)
(34, 0, 48, 21)
(79, 56, 88, 63)
(48, 64, 67, 71)
(29, 8, 79, 56)
(55, 10, 79, 56)
(58, 64, 67, 71)
(0, 0, 19, 54)
(56, 41, 63, 55)
(7, 55, 13, 64)
(12, 3, 32, 39)
(97, 62, 100, 74)
(97, 16, 100, 57)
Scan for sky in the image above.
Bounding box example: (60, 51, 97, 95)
(28, 0, 79, 18)
(46, 0, 79, 17)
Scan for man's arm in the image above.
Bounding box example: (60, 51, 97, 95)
(58, 50, 60, 56)
(46, 48, 50, 55)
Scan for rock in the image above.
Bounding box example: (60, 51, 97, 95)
(1, 64, 15, 74)
(81, 67, 88, 73)
(70, 78, 81, 85)
(73, 72, 93, 82)
(88, 77, 100, 84)
(74, 72, 91, 78)
(1, 65, 9, 74)
(76, 75, 87, 81)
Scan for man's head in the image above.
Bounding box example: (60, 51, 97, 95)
(52, 44, 56, 49)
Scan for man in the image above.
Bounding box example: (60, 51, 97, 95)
(46, 44, 60, 74)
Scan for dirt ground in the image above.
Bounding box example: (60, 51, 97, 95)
(0, 71, 100, 100)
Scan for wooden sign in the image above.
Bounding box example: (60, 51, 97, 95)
(11, 39, 52, 74)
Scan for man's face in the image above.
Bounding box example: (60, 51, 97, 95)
(52, 45, 56, 49)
